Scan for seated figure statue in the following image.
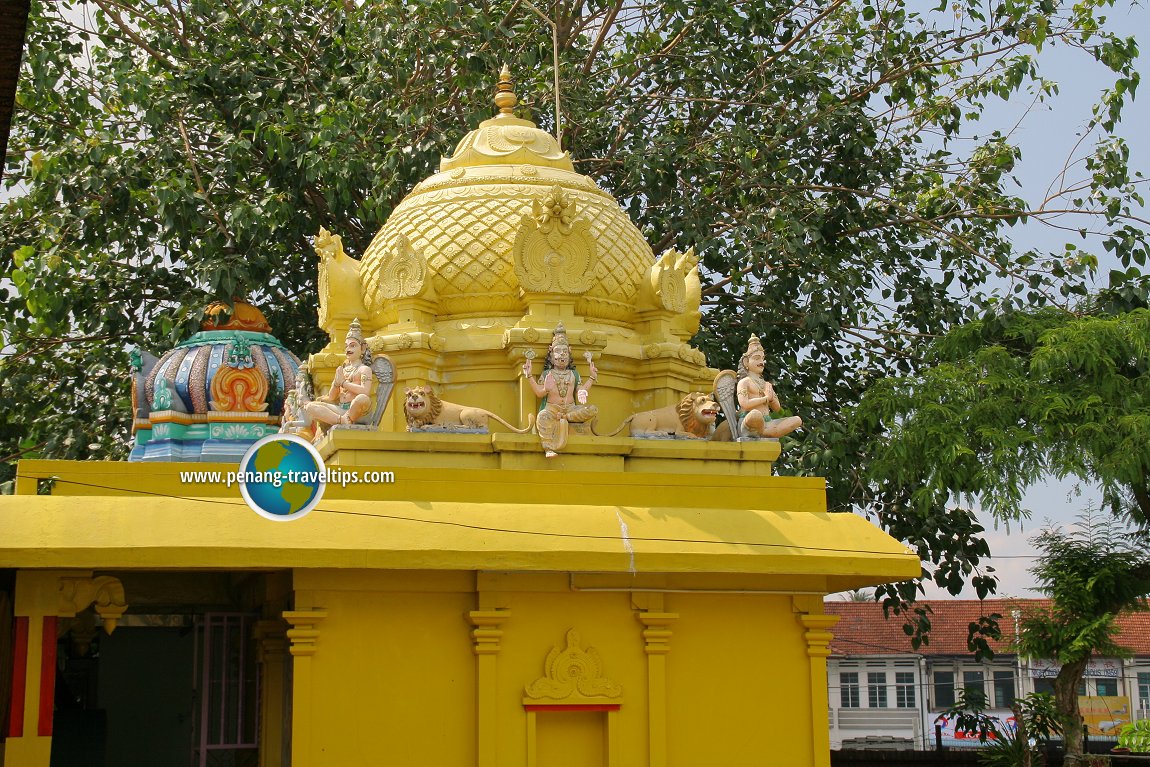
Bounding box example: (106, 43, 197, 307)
(304, 319, 374, 442)
(735, 335, 802, 438)
(522, 323, 598, 458)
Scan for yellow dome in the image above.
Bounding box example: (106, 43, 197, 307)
(359, 71, 653, 326)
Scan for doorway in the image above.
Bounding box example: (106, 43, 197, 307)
(52, 620, 195, 767)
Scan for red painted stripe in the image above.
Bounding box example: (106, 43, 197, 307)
(523, 704, 620, 712)
(38, 616, 57, 736)
(7, 617, 28, 738)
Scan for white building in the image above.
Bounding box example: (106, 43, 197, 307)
(824, 600, 1150, 750)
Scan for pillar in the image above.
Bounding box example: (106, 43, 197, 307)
(5, 571, 126, 767)
(797, 609, 840, 767)
(255, 619, 289, 767)
(467, 609, 510, 767)
(636, 609, 678, 767)
(283, 609, 326, 767)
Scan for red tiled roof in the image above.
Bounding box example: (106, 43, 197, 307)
(825, 599, 1150, 657)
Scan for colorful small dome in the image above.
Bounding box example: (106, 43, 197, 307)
(129, 301, 301, 462)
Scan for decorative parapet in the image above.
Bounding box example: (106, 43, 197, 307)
(502, 326, 607, 368)
(368, 331, 445, 354)
(642, 342, 707, 367)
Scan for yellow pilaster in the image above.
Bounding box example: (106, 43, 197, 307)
(255, 619, 289, 767)
(797, 610, 840, 767)
(284, 609, 326, 767)
(468, 609, 510, 767)
(636, 609, 678, 767)
(6, 571, 79, 767)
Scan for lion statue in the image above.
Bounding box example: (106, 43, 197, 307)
(404, 386, 533, 433)
(604, 392, 720, 439)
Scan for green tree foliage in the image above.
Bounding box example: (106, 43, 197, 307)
(852, 287, 1150, 640)
(861, 301, 1150, 522)
(1015, 516, 1150, 764)
(1, 0, 1146, 595)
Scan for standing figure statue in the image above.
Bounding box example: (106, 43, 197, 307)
(522, 323, 599, 458)
(736, 335, 802, 438)
(304, 318, 375, 441)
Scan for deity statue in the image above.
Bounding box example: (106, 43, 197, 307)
(280, 361, 316, 439)
(522, 323, 599, 458)
(304, 318, 375, 441)
(735, 335, 802, 439)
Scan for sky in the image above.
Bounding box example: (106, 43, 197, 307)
(915, 478, 1094, 600)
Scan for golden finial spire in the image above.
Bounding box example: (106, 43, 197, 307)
(494, 64, 517, 115)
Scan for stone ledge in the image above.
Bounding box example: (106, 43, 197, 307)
(316, 429, 781, 463)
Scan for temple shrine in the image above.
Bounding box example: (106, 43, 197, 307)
(0, 70, 918, 767)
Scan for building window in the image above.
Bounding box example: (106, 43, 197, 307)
(1034, 678, 1055, 696)
(841, 672, 860, 708)
(993, 671, 1016, 709)
(934, 671, 955, 709)
(896, 672, 916, 708)
(1138, 673, 1150, 710)
(1096, 678, 1118, 697)
(1078, 680, 1087, 696)
(963, 670, 986, 701)
(868, 672, 888, 708)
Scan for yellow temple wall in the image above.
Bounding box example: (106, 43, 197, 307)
(288, 569, 831, 767)
(291, 571, 477, 766)
(668, 593, 804, 759)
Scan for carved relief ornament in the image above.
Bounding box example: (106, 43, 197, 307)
(640, 247, 700, 315)
(59, 575, 128, 633)
(314, 226, 367, 329)
(210, 366, 269, 412)
(379, 234, 432, 300)
(513, 186, 598, 295)
(524, 629, 623, 704)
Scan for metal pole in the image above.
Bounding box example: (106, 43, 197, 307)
(520, 0, 563, 151)
(551, 12, 561, 150)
